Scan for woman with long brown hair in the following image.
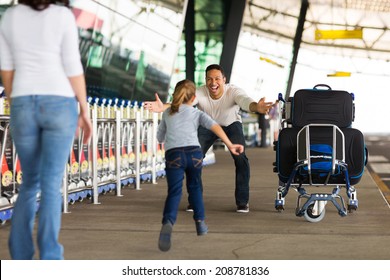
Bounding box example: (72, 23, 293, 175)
(0, 0, 92, 259)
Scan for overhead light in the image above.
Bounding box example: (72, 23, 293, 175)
(327, 71, 351, 77)
(315, 29, 363, 40)
(259, 56, 284, 68)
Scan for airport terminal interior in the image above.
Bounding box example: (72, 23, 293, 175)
(1, 0, 390, 262)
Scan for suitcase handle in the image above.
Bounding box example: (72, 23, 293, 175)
(313, 84, 332, 90)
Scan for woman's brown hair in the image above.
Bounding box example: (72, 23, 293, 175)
(169, 79, 196, 115)
(18, 0, 70, 11)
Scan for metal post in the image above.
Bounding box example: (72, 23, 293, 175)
(285, 0, 309, 99)
(185, 0, 195, 81)
(115, 110, 122, 196)
(135, 110, 141, 190)
(220, 0, 247, 82)
(62, 167, 70, 213)
(91, 108, 100, 204)
(152, 113, 158, 184)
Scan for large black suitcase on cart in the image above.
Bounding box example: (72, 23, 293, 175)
(290, 84, 355, 128)
(273, 84, 368, 222)
(276, 126, 366, 185)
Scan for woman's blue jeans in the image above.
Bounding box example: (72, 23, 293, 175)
(198, 121, 250, 207)
(9, 95, 78, 260)
(162, 146, 205, 225)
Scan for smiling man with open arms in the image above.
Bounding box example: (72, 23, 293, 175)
(145, 64, 275, 213)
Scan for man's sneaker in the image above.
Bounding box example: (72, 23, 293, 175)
(236, 204, 249, 213)
(158, 222, 173, 252)
(195, 220, 208, 236)
(186, 204, 194, 212)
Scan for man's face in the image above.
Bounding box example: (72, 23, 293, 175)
(206, 69, 226, 99)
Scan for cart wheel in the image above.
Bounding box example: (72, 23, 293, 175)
(304, 203, 326, 223)
(275, 205, 284, 212)
(348, 204, 357, 213)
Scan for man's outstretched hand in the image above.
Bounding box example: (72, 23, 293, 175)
(144, 93, 165, 113)
(257, 97, 277, 114)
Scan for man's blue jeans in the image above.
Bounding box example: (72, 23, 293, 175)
(9, 95, 78, 260)
(198, 121, 250, 206)
(163, 146, 205, 225)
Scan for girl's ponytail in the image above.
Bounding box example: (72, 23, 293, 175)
(169, 79, 195, 115)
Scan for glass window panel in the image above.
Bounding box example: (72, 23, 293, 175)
(72, 0, 185, 102)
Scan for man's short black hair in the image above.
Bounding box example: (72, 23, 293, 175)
(205, 64, 225, 77)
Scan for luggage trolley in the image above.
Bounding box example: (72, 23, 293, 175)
(0, 116, 14, 224)
(66, 128, 92, 204)
(273, 84, 367, 222)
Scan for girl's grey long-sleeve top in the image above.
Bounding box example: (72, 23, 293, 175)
(157, 104, 217, 152)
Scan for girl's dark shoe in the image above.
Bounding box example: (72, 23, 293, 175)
(158, 222, 173, 251)
(195, 220, 208, 236)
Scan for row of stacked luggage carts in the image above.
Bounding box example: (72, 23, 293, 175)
(0, 95, 167, 224)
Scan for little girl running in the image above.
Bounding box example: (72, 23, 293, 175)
(157, 79, 244, 251)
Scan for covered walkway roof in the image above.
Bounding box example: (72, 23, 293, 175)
(244, 0, 390, 60)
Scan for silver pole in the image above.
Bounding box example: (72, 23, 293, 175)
(135, 111, 141, 190)
(62, 166, 70, 213)
(115, 111, 122, 196)
(91, 108, 100, 204)
(152, 113, 158, 184)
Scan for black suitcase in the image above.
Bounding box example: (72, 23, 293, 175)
(290, 84, 355, 128)
(275, 126, 366, 185)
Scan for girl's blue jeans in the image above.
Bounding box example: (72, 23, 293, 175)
(9, 95, 78, 260)
(162, 146, 205, 225)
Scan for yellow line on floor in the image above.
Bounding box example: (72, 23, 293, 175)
(370, 171, 390, 205)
